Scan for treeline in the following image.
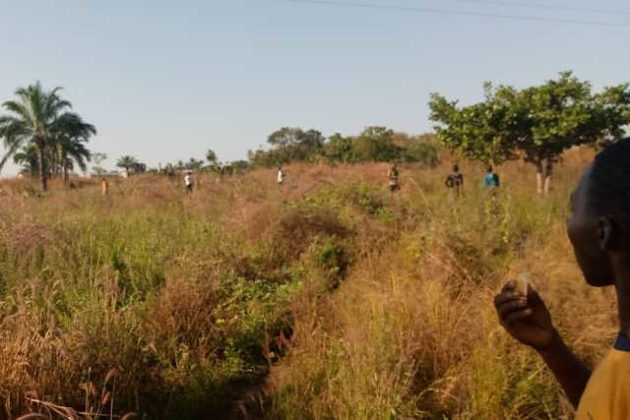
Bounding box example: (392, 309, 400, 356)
(247, 126, 439, 167)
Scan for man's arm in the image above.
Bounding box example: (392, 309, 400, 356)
(494, 281, 591, 408)
(537, 330, 591, 407)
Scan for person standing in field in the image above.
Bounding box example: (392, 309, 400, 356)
(445, 164, 464, 195)
(277, 167, 285, 186)
(101, 177, 109, 196)
(184, 171, 194, 193)
(483, 165, 500, 190)
(494, 139, 630, 419)
(388, 164, 400, 192)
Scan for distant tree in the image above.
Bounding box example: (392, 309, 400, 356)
(52, 113, 96, 182)
(132, 161, 147, 174)
(206, 149, 218, 164)
(353, 127, 400, 162)
(324, 133, 353, 163)
(430, 72, 630, 193)
(92, 152, 108, 174)
(117, 155, 139, 173)
(0, 82, 95, 191)
(185, 158, 204, 171)
(395, 133, 439, 166)
(267, 127, 325, 162)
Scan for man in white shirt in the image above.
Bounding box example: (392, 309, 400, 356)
(277, 167, 285, 185)
(185, 171, 194, 193)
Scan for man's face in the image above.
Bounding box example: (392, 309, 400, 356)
(567, 165, 615, 287)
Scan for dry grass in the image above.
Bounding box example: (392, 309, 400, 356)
(0, 148, 616, 419)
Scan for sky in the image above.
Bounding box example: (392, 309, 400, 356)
(1, 0, 629, 175)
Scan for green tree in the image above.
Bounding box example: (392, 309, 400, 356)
(430, 72, 630, 193)
(13, 144, 39, 177)
(206, 149, 218, 164)
(52, 113, 96, 182)
(429, 84, 520, 166)
(324, 133, 353, 163)
(92, 152, 108, 175)
(184, 158, 204, 170)
(0, 82, 94, 191)
(117, 155, 139, 173)
(353, 127, 400, 162)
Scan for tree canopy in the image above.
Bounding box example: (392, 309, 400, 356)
(429, 72, 630, 192)
(0, 82, 96, 190)
(249, 126, 438, 168)
(430, 72, 630, 165)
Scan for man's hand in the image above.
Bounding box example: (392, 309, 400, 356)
(494, 280, 555, 351)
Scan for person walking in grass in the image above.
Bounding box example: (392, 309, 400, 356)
(101, 177, 109, 196)
(483, 165, 500, 191)
(388, 163, 400, 192)
(494, 139, 630, 419)
(445, 164, 464, 195)
(277, 167, 285, 186)
(184, 171, 194, 194)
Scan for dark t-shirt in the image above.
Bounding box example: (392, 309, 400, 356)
(446, 172, 463, 188)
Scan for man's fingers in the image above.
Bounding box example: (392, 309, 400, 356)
(494, 291, 521, 308)
(503, 308, 533, 325)
(501, 280, 516, 293)
(497, 298, 528, 318)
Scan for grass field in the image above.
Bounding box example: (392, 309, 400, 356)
(0, 150, 618, 419)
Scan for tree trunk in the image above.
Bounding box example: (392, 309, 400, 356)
(543, 159, 553, 195)
(37, 144, 48, 191)
(535, 161, 544, 194)
(63, 165, 69, 183)
(544, 175, 551, 194)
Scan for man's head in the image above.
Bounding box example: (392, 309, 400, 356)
(568, 139, 630, 287)
(453, 164, 459, 173)
(487, 165, 493, 174)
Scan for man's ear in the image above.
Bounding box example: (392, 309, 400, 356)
(598, 216, 618, 251)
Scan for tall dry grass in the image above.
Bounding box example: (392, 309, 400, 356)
(0, 148, 614, 419)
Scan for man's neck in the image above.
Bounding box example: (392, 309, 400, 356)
(613, 253, 630, 337)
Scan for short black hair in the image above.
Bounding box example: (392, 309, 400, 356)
(589, 138, 630, 216)
(487, 165, 493, 173)
(453, 164, 459, 172)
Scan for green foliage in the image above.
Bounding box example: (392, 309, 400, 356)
(249, 127, 325, 166)
(0, 81, 96, 190)
(252, 126, 439, 168)
(116, 155, 146, 174)
(430, 71, 630, 169)
(352, 126, 400, 162)
(206, 149, 217, 164)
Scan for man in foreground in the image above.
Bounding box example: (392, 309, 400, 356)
(494, 139, 630, 419)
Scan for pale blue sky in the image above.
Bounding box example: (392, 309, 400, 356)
(1, 0, 629, 175)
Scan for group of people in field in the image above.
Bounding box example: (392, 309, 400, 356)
(177, 163, 502, 195)
(385, 162, 500, 194)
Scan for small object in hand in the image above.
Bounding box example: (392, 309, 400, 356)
(516, 271, 530, 296)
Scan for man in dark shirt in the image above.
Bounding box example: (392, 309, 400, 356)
(445, 164, 464, 194)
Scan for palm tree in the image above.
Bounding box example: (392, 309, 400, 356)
(13, 144, 39, 177)
(116, 155, 139, 173)
(0, 82, 95, 191)
(52, 113, 96, 182)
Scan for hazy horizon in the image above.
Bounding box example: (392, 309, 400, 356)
(1, 0, 629, 176)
